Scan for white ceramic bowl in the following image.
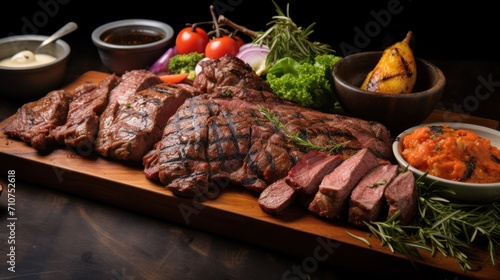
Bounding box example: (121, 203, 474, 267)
(0, 35, 70, 101)
(393, 122, 500, 203)
(92, 19, 174, 75)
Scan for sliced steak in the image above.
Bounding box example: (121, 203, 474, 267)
(193, 55, 272, 93)
(51, 74, 121, 155)
(3, 89, 72, 153)
(308, 148, 380, 219)
(384, 171, 418, 225)
(348, 164, 399, 227)
(108, 69, 162, 106)
(95, 83, 196, 161)
(95, 69, 162, 158)
(258, 178, 297, 215)
(286, 151, 343, 195)
(146, 57, 394, 199)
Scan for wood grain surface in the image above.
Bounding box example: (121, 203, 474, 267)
(1, 71, 499, 279)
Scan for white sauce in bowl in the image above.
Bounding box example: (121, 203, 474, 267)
(0, 51, 56, 67)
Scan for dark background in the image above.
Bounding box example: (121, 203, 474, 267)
(1, 0, 499, 61)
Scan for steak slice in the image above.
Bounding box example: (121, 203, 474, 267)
(384, 171, 418, 225)
(348, 164, 399, 227)
(308, 148, 380, 219)
(95, 69, 162, 158)
(3, 89, 72, 153)
(95, 83, 196, 161)
(51, 74, 121, 155)
(258, 178, 297, 215)
(286, 151, 344, 196)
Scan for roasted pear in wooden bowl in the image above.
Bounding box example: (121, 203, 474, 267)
(332, 33, 445, 137)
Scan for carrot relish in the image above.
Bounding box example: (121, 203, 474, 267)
(401, 124, 500, 183)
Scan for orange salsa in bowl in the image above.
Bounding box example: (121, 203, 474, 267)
(400, 124, 500, 183)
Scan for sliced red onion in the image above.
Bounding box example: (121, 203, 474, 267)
(236, 45, 270, 76)
(149, 46, 178, 75)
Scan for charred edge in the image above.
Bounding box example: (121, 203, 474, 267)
(398, 51, 415, 78)
(491, 153, 500, 164)
(429, 125, 444, 134)
(463, 157, 476, 181)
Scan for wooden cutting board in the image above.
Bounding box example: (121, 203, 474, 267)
(1, 71, 499, 279)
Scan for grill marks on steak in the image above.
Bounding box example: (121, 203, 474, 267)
(148, 82, 394, 199)
(95, 69, 162, 158)
(94, 82, 196, 161)
(51, 74, 121, 155)
(3, 89, 72, 153)
(156, 96, 214, 196)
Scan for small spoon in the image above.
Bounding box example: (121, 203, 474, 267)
(11, 22, 78, 63)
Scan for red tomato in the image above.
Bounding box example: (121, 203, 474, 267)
(175, 26, 209, 54)
(205, 36, 240, 59)
(234, 36, 245, 49)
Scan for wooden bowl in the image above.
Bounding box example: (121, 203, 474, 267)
(332, 51, 446, 136)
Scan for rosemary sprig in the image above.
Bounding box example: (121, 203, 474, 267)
(253, 1, 334, 67)
(258, 106, 348, 154)
(354, 173, 500, 271)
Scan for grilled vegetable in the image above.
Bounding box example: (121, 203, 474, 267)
(361, 31, 416, 94)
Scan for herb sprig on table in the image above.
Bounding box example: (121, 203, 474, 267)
(356, 174, 500, 270)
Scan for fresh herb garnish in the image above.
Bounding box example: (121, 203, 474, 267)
(369, 179, 387, 188)
(258, 106, 348, 153)
(349, 173, 500, 270)
(253, 1, 335, 68)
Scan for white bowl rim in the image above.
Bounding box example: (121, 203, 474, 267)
(393, 122, 500, 202)
(91, 19, 174, 51)
(0, 35, 70, 70)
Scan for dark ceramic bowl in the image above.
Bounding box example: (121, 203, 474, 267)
(332, 51, 446, 136)
(92, 19, 174, 75)
(0, 35, 70, 102)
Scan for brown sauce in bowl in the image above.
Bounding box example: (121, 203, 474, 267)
(401, 124, 500, 183)
(102, 28, 165, 45)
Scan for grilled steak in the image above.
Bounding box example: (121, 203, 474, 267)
(384, 171, 418, 225)
(348, 164, 399, 227)
(146, 82, 393, 198)
(258, 178, 297, 215)
(286, 151, 343, 195)
(51, 74, 121, 155)
(193, 55, 272, 93)
(3, 89, 72, 153)
(308, 148, 380, 219)
(95, 69, 162, 158)
(95, 82, 196, 161)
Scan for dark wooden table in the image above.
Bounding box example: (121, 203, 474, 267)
(2, 5, 500, 278)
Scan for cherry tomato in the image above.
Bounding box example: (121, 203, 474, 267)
(175, 26, 209, 55)
(205, 36, 240, 59)
(233, 36, 245, 49)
